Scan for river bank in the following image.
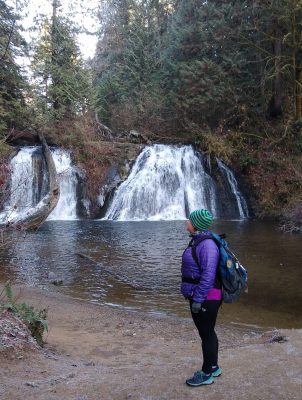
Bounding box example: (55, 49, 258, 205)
(0, 284, 301, 400)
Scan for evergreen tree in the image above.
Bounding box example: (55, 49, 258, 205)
(32, 0, 91, 121)
(248, 0, 302, 120)
(93, 0, 136, 124)
(93, 0, 302, 132)
(162, 0, 263, 129)
(0, 0, 29, 135)
(94, 0, 173, 130)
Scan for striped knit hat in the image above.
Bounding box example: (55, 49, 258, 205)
(189, 209, 213, 231)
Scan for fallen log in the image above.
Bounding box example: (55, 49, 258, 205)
(76, 252, 138, 289)
(76, 252, 116, 278)
(5, 128, 39, 145)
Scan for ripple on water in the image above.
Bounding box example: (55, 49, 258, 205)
(0, 219, 302, 328)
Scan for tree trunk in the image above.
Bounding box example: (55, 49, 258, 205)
(291, 0, 302, 120)
(268, 30, 283, 118)
(51, 0, 60, 111)
(295, 67, 302, 119)
(95, 111, 113, 139)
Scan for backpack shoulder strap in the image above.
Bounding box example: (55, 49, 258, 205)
(190, 233, 223, 289)
(190, 234, 214, 267)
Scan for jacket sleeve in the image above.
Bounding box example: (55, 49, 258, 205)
(192, 239, 219, 303)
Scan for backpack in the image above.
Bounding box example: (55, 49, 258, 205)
(190, 233, 248, 303)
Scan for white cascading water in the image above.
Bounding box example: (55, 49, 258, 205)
(104, 145, 219, 221)
(1, 147, 36, 222)
(216, 159, 249, 219)
(46, 149, 78, 220)
(0, 147, 78, 222)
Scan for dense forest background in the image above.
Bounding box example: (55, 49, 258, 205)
(1, 0, 302, 231)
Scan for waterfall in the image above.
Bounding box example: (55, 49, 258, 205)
(3, 147, 37, 221)
(1, 144, 249, 223)
(216, 159, 249, 219)
(104, 145, 219, 221)
(0, 147, 78, 222)
(46, 149, 78, 220)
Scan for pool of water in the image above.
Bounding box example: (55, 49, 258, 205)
(0, 219, 301, 328)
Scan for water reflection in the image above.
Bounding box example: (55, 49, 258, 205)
(0, 219, 301, 328)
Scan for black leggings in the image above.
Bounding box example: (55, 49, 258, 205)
(190, 300, 221, 374)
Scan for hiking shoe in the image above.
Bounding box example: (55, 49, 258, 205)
(212, 366, 222, 377)
(186, 371, 214, 387)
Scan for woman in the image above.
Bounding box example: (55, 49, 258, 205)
(181, 208, 222, 387)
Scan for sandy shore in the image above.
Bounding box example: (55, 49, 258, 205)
(0, 284, 301, 400)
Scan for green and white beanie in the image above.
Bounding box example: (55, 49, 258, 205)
(189, 209, 213, 231)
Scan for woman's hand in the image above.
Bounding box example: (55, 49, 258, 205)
(191, 302, 202, 314)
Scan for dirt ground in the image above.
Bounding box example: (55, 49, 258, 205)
(0, 285, 301, 400)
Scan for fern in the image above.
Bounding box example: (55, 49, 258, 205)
(4, 281, 13, 303)
(0, 282, 48, 346)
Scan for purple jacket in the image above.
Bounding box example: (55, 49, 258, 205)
(181, 230, 222, 303)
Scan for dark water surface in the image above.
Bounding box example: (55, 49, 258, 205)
(0, 220, 301, 328)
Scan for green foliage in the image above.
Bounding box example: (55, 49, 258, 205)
(0, 141, 12, 159)
(239, 154, 258, 171)
(0, 282, 48, 347)
(194, 127, 235, 163)
(92, 0, 302, 133)
(163, 0, 266, 128)
(254, 0, 302, 118)
(94, 0, 170, 130)
(93, 0, 270, 132)
(174, 59, 234, 127)
(0, 0, 30, 136)
(31, 2, 92, 124)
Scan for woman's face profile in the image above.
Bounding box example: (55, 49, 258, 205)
(186, 220, 196, 234)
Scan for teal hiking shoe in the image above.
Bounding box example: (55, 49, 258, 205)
(186, 371, 214, 387)
(211, 366, 222, 377)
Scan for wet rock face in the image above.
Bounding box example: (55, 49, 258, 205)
(75, 169, 91, 218)
(75, 164, 124, 219)
(96, 165, 122, 219)
(213, 165, 243, 219)
(202, 155, 251, 219)
(47, 271, 64, 286)
(74, 165, 123, 219)
(75, 142, 141, 219)
(32, 150, 49, 205)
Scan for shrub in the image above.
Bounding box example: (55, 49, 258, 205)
(0, 282, 48, 347)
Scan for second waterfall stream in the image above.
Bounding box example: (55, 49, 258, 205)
(104, 145, 249, 221)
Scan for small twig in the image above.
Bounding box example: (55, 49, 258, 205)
(265, 122, 291, 149)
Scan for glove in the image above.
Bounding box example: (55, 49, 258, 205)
(191, 301, 202, 314)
